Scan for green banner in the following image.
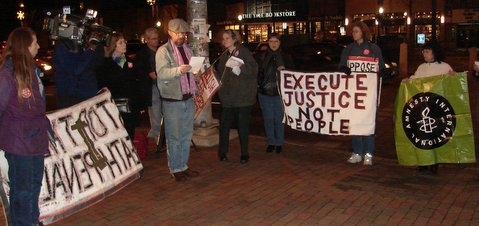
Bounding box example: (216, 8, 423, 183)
(394, 72, 475, 166)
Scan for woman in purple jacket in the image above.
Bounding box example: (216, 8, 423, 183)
(0, 27, 50, 225)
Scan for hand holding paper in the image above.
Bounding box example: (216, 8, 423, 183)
(232, 66, 241, 76)
(189, 56, 206, 74)
(225, 56, 244, 68)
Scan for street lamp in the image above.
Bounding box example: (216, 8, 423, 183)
(17, 3, 25, 26)
(146, 0, 155, 5)
(237, 15, 243, 41)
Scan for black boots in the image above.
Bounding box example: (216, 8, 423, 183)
(266, 145, 282, 153)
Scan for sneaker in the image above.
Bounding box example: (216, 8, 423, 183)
(347, 153, 362, 163)
(363, 153, 373, 165)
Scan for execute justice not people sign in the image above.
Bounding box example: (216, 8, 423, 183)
(280, 69, 379, 135)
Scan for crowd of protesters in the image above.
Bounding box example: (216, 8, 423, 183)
(2, 15, 479, 225)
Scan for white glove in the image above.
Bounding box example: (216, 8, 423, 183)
(232, 66, 241, 76)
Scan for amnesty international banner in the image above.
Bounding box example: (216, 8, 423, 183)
(0, 90, 143, 225)
(279, 70, 379, 135)
(394, 72, 475, 166)
(194, 67, 220, 119)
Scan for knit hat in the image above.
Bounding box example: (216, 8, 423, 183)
(168, 18, 189, 33)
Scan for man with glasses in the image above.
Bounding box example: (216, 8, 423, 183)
(155, 18, 199, 182)
(135, 27, 165, 152)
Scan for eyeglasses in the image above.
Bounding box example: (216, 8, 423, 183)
(170, 30, 187, 37)
(422, 49, 432, 54)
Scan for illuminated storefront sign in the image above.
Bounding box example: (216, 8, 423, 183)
(241, 11, 296, 19)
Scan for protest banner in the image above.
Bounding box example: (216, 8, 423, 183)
(393, 72, 475, 166)
(279, 70, 379, 135)
(0, 89, 143, 225)
(194, 67, 220, 119)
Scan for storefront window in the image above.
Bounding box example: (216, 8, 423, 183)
(247, 24, 269, 42)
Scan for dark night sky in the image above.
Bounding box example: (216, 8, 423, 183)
(0, 0, 241, 40)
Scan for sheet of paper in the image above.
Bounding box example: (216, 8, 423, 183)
(189, 56, 206, 74)
(229, 56, 244, 65)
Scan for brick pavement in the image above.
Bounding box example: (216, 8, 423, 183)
(35, 132, 478, 226)
(44, 74, 479, 226)
(1, 70, 479, 226)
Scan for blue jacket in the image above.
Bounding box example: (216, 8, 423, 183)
(0, 60, 50, 156)
(53, 39, 99, 99)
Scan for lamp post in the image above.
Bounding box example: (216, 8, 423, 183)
(377, 6, 384, 39)
(146, 0, 156, 19)
(238, 14, 243, 41)
(17, 3, 25, 27)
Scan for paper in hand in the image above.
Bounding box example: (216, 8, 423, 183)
(189, 56, 206, 74)
(225, 56, 244, 68)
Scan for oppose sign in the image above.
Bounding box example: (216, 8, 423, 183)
(0, 90, 143, 225)
(280, 70, 379, 135)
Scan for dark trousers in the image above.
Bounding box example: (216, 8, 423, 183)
(5, 152, 44, 226)
(219, 106, 252, 158)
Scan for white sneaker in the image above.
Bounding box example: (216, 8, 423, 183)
(363, 153, 373, 165)
(347, 153, 362, 163)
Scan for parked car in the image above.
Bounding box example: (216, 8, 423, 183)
(0, 40, 6, 61)
(286, 41, 398, 78)
(243, 41, 268, 56)
(35, 48, 55, 85)
(288, 42, 345, 72)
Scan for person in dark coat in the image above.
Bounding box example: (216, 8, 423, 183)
(215, 29, 258, 164)
(97, 32, 140, 139)
(135, 27, 163, 141)
(256, 33, 295, 154)
(338, 21, 385, 166)
(53, 32, 103, 108)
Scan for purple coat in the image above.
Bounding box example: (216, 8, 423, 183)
(0, 60, 50, 156)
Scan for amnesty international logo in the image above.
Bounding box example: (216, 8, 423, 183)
(402, 92, 456, 149)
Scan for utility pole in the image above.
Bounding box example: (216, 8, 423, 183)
(187, 0, 220, 147)
(431, 0, 437, 42)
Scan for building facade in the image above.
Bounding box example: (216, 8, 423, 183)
(214, 0, 479, 48)
(214, 0, 345, 46)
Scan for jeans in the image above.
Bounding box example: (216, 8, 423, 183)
(219, 106, 252, 158)
(258, 94, 284, 146)
(351, 135, 375, 155)
(148, 84, 163, 138)
(5, 152, 44, 226)
(162, 98, 194, 173)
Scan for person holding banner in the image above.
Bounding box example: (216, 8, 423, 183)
(256, 33, 295, 153)
(97, 32, 141, 140)
(0, 27, 50, 226)
(410, 41, 453, 174)
(410, 41, 453, 80)
(339, 21, 385, 166)
(216, 30, 258, 164)
(156, 18, 199, 182)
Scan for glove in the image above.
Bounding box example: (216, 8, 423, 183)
(232, 66, 241, 76)
(339, 66, 351, 75)
(379, 68, 392, 78)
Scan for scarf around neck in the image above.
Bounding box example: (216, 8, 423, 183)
(169, 39, 197, 95)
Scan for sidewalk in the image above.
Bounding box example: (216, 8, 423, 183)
(1, 74, 478, 225)
(39, 131, 478, 226)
